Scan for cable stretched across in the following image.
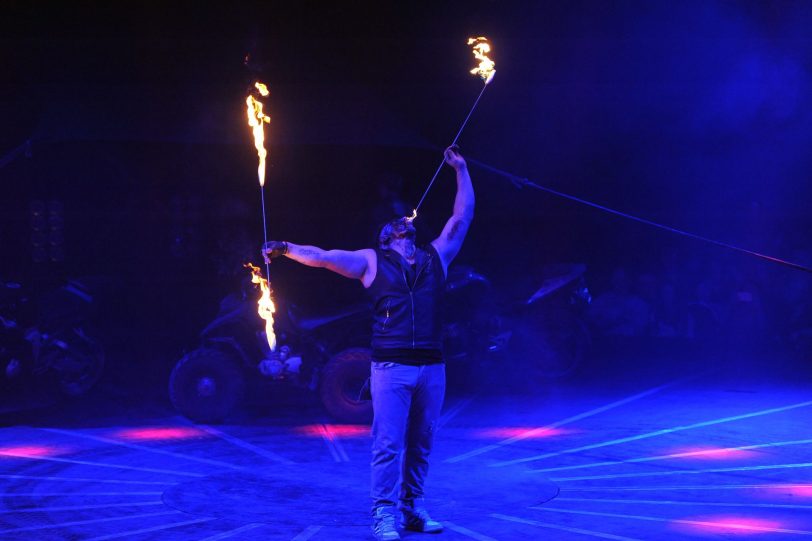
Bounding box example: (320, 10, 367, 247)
(465, 156, 812, 275)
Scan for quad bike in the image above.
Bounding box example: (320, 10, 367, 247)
(169, 285, 374, 424)
(443, 263, 592, 389)
(169, 264, 591, 424)
(1, 278, 105, 398)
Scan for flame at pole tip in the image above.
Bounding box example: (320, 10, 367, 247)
(254, 82, 269, 96)
(467, 37, 496, 85)
(246, 82, 271, 187)
(245, 262, 277, 352)
(411, 36, 495, 217)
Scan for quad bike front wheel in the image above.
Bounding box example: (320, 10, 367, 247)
(319, 347, 373, 424)
(169, 348, 244, 423)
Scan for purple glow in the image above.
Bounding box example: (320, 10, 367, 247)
(672, 515, 786, 536)
(294, 425, 370, 439)
(0, 445, 69, 459)
(113, 426, 209, 441)
(471, 427, 576, 439)
(665, 445, 760, 461)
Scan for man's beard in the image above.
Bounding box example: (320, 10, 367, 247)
(404, 240, 416, 259)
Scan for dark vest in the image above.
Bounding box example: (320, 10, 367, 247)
(368, 245, 445, 360)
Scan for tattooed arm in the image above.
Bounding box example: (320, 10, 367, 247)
(263, 242, 377, 287)
(431, 146, 474, 274)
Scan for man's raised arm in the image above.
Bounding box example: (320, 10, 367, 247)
(262, 241, 377, 287)
(431, 146, 475, 273)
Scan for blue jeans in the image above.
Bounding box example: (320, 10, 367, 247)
(370, 361, 446, 513)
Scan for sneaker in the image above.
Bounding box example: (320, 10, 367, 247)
(401, 506, 443, 533)
(372, 507, 401, 541)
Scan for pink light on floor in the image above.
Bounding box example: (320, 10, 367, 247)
(113, 426, 209, 441)
(665, 445, 759, 461)
(471, 427, 576, 439)
(294, 425, 370, 438)
(672, 515, 786, 536)
(0, 445, 68, 459)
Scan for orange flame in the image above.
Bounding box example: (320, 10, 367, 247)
(245, 263, 277, 352)
(246, 82, 271, 187)
(467, 37, 496, 85)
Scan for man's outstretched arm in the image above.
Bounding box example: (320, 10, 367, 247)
(263, 241, 377, 287)
(431, 146, 474, 273)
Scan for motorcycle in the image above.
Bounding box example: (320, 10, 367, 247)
(169, 264, 591, 424)
(444, 263, 592, 389)
(1, 278, 106, 398)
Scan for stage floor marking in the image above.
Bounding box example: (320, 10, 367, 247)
(561, 483, 812, 492)
(445, 521, 499, 541)
(198, 522, 266, 541)
(196, 424, 294, 464)
(558, 496, 812, 510)
(439, 396, 476, 429)
(531, 506, 812, 536)
(446, 377, 688, 463)
(291, 525, 323, 540)
(531, 437, 812, 474)
(0, 500, 163, 514)
(0, 510, 182, 534)
(0, 454, 204, 477)
(552, 461, 812, 481)
(0, 491, 163, 497)
(41, 427, 244, 470)
(491, 513, 644, 540)
(319, 425, 349, 463)
(0, 474, 170, 486)
(495, 399, 812, 467)
(84, 516, 216, 540)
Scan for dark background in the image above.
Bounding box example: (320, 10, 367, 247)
(2, 1, 812, 407)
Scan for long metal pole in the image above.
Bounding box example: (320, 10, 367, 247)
(260, 185, 271, 280)
(412, 82, 491, 216)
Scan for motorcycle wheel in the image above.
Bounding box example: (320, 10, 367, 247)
(169, 348, 244, 423)
(43, 326, 106, 397)
(319, 347, 373, 424)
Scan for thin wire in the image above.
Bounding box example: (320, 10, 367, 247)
(260, 186, 271, 280)
(413, 83, 490, 214)
(465, 156, 812, 275)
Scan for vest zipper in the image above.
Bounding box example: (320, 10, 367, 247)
(409, 291, 415, 347)
(382, 299, 391, 331)
(403, 255, 430, 349)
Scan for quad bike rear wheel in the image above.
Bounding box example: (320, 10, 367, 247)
(319, 347, 373, 424)
(169, 348, 244, 423)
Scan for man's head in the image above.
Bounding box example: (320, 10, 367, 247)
(378, 217, 417, 259)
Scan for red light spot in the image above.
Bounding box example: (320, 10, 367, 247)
(673, 515, 785, 536)
(0, 445, 67, 459)
(294, 425, 370, 439)
(470, 427, 575, 439)
(114, 427, 208, 441)
(665, 446, 759, 461)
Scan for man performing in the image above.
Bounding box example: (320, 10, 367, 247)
(262, 146, 473, 541)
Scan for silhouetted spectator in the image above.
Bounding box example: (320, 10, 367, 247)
(588, 267, 650, 337)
